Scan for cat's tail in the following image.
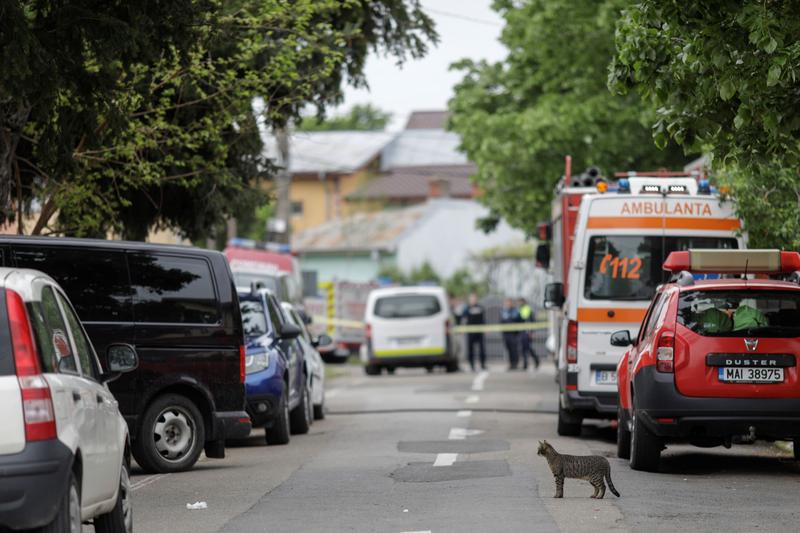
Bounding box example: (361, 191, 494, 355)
(605, 471, 620, 497)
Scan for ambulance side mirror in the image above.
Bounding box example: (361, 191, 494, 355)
(544, 283, 564, 309)
(610, 330, 633, 347)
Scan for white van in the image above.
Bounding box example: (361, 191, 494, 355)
(361, 286, 459, 375)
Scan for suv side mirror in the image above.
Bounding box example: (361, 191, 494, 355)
(544, 283, 565, 309)
(610, 330, 633, 347)
(312, 334, 332, 348)
(280, 322, 302, 340)
(102, 344, 139, 383)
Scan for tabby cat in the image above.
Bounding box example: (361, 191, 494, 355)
(537, 440, 620, 499)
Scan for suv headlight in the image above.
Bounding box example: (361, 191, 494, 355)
(245, 351, 269, 374)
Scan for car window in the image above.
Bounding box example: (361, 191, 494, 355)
(56, 290, 100, 380)
(287, 308, 312, 343)
(240, 298, 271, 337)
(13, 247, 133, 322)
(29, 286, 78, 375)
(374, 294, 442, 319)
(677, 290, 800, 337)
(129, 253, 220, 324)
(0, 290, 13, 376)
(642, 294, 668, 341)
(266, 295, 286, 332)
(233, 272, 279, 293)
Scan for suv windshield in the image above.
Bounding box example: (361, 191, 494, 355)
(678, 290, 800, 337)
(585, 236, 738, 301)
(234, 272, 279, 294)
(374, 295, 441, 319)
(240, 299, 270, 338)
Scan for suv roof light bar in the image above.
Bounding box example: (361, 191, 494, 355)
(614, 170, 700, 178)
(663, 249, 800, 274)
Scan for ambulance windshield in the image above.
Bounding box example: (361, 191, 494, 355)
(584, 236, 737, 301)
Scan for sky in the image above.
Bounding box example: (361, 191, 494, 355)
(340, 0, 508, 130)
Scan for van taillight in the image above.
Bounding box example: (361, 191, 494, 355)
(239, 345, 246, 383)
(365, 323, 372, 340)
(656, 333, 674, 373)
(566, 320, 578, 364)
(7, 289, 56, 441)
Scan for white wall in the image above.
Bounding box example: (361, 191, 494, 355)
(395, 199, 527, 279)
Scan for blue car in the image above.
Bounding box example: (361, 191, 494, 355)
(239, 289, 313, 445)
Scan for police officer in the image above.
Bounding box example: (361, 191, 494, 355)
(517, 298, 540, 370)
(501, 298, 521, 370)
(459, 293, 487, 372)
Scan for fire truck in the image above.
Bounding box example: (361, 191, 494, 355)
(543, 157, 745, 436)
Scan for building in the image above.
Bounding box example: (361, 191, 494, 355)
(292, 198, 527, 283)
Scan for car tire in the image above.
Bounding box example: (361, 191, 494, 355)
(446, 361, 460, 373)
(313, 394, 325, 421)
(617, 408, 631, 460)
(95, 460, 133, 533)
(41, 470, 81, 533)
(133, 394, 205, 474)
(629, 408, 661, 472)
(290, 380, 312, 435)
(557, 404, 582, 436)
(364, 364, 381, 376)
(266, 387, 291, 445)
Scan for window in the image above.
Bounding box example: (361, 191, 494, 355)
(677, 290, 800, 337)
(129, 254, 219, 324)
(30, 286, 78, 375)
(266, 294, 288, 333)
(233, 272, 279, 293)
(585, 236, 737, 301)
(291, 201, 304, 216)
(374, 294, 442, 319)
(57, 291, 99, 380)
(13, 247, 132, 322)
(642, 294, 669, 341)
(240, 299, 270, 338)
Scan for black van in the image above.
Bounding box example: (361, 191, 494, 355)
(0, 236, 250, 473)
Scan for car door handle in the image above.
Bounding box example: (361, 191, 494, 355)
(72, 391, 82, 403)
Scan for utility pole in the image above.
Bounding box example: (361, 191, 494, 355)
(273, 126, 291, 244)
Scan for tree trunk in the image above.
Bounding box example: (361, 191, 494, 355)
(0, 99, 31, 223)
(273, 127, 291, 244)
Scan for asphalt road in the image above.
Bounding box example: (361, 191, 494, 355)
(112, 361, 800, 533)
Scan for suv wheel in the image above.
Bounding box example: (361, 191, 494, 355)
(133, 394, 205, 473)
(629, 408, 661, 472)
(313, 395, 325, 420)
(290, 380, 312, 435)
(266, 387, 291, 445)
(364, 364, 380, 376)
(95, 460, 133, 533)
(557, 403, 582, 436)
(42, 471, 80, 533)
(616, 407, 631, 460)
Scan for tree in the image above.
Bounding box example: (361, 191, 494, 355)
(0, 1, 436, 239)
(610, 1, 800, 248)
(448, 0, 687, 235)
(298, 103, 392, 131)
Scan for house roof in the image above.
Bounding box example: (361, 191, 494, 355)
(261, 130, 396, 174)
(292, 203, 430, 253)
(379, 129, 468, 171)
(347, 165, 476, 201)
(405, 111, 450, 130)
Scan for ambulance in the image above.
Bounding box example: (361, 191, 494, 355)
(543, 159, 745, 436)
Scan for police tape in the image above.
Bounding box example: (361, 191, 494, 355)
(311, 315, 548, 333)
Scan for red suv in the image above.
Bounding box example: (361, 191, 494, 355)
(612, 249, 800, 471)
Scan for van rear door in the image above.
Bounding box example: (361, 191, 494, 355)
(370, 293, 447, 358)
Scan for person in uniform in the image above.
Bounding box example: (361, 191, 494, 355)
(459, 293, 487, 372)
(500, 298, 521, 370)
(517, 298, 540, 370)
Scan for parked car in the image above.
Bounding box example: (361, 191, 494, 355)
(0, 268, 138, 532)
(361, 286, 460, 375)
(0, 236, 251, 473)
(614, 249, 800, 472)
(239, 289, 312, 444)
(281, 302, 331, 420)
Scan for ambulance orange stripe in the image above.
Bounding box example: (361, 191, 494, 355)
(577, 308, 647, 323)
(587, 217, 741, 231)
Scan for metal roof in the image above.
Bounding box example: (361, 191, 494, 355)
(261, 130, 396, 174)
(404, 111, 449, 130)
(380, 129, 469, 171)
(347, 165, 476, 201)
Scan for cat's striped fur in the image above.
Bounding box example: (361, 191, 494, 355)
(537, 440, 620, 499)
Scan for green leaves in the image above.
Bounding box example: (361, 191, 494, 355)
(767, 64, 782, 86)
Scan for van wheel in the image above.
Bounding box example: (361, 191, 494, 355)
(290, 381, 312, 435)
(133, 394, 205, 473)
(617, 408, 631, 460)
(41, 471, 81, 533)
(446, 361, 460, 373)
(364, 364, 380, 376)
(630, 408, 661, 472)
(313, 394, 325, 420)
(95, 460, 133, 533)
(266, 387, 291, 445)
(557, 404, 582, 436)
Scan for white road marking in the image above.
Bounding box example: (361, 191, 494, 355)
(456, 410, 472, 418)
(400, 530, 431, 533)
(433, 453, 458, 467)
(471, 370, 489, 391)
(131, 474, 167, 491)
(448, 427, 484, 440)
(465, 394, 480, 404)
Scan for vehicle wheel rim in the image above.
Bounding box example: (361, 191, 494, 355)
(153, 407, 195, 462)
(68, 481, 81, 533)
(120, 463, 133, 532)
